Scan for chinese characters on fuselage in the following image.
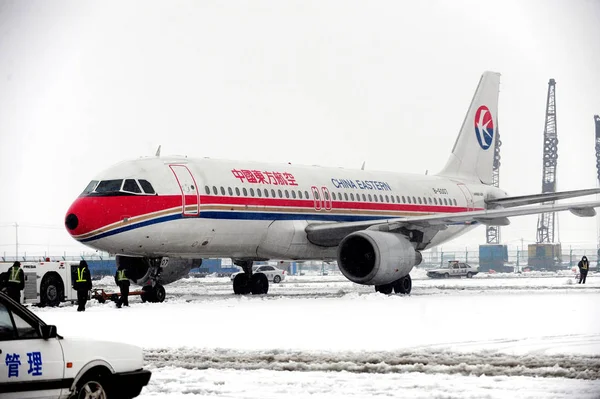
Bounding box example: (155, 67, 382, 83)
(232, 170, 298, 186)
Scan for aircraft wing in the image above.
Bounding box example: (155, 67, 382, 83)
(305, 199, 600, 247)
(486, 188, 600, 208)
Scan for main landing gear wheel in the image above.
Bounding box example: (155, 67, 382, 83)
(233, 273, 251, 295)
(375, 283, 393, 294)
(250, 273, 269, 295)
(393, 275, 412, 295)
(232, 260, 269, 295)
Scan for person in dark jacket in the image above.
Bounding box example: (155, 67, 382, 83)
(578, 256, 590, 284)
(114, 265, 130, 308)
(6, 261, 25, 303)
(74, 260, 92, 311)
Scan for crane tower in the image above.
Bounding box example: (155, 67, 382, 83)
(536, 79, 558, 243)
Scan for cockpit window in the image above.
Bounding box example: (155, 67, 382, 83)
(123, 179, 142, 193)
(95, 180, 123, 193)
(139, 180, 155, 194)
(81, 180, 99, 195)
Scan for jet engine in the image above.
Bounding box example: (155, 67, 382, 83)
(337, 230, 422, 286)
(115, 255, 200, 286)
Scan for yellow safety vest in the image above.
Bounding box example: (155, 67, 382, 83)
(76, 267, 87, 282)
(117, 270, 128, 281)
(582, 262, 589, 270)
(8, 267, 21, 283)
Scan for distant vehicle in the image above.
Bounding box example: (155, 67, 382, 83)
(231, 265, 286, 284)
(427, 261, 478, 279)
(0, 261, 82, 307)
(0, 291, 151, 398)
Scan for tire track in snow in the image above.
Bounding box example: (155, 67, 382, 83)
(144, 347, 600, 380)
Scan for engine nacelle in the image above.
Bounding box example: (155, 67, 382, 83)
(116, 255, 200, 285)
(337, 230, 422, 285)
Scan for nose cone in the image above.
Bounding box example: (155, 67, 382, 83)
(65, 213, 79, 230)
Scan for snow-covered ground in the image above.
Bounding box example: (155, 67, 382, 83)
(31, 272, 600, 398)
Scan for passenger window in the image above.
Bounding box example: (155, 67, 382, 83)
(285, 190, 290, 199)
(374, 195, 378, 202)
(344, 193, 349, 201)
(305, 191, 309, 199)
(235, 187, 241, 196)
(350, 193, 354, 201)
(278, 189, 283, 198)
(81, 180, 99, 195)
(298, 191, 303, 199)
(412, 196, 417, 204)
(212, 186, 218, 195)
(332, 192, 337, 201)
(434, 198, 438, 205)
(362, 194, 366, 201)
(324, 191, 329, 200)
(220, 187, 226, 195)
(257, 188, 262, 197)
(396, 196, 400, 203)
(13, 312, 38, 339)
(0, 304, 15, 340)
(228, 187, 233, 196)
(243, 188, 248, 196)
(250, 188, 255, 197)
(272, 189, 276, 198)
(402, 196, 406, 203)
(139, 179, 156, 194)
(391, 196, 395, 203)
(291, 190, 296, 199)
(368, 194, 372, 202)
(205, 186, 210, 195)
(95, 179, 123, 193)
(453, 199, 457, 206)
(264, 189, 269, 197)
(380, 195, 384, 202)
(123, 179, 141, 193)
(314, 191, 320, 200)
(385, 195, 389, 202)
(407, 196, 412, 204)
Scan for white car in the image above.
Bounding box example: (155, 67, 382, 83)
(426, 261, 479, 279)
(231, 265, 286, 283)
(0, 291, 151, 399)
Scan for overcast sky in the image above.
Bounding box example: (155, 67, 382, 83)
(1, 0, 599, 258)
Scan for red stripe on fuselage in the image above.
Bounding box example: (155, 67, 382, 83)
(66, 194, 477, 236)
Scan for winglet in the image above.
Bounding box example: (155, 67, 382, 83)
(155, 145, 161, 157)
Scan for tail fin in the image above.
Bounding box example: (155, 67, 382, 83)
(437, 71, 500, 184)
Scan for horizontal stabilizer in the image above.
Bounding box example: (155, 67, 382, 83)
(486, 188, 600, 208)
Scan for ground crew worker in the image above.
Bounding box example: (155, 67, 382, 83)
(578, 256, 589, 284)
(115, 265, 130, 308)
(6, 261, 24, 303)
(74, 260, 92, 311)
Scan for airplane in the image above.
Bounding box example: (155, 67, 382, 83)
(64, 71, 600, 300)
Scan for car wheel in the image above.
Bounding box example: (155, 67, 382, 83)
(466, 272, 473, 278)
(444, 273, 449, 279)
(40, 274, 64, 307)
(273, 275, 281, 284)
(75, 372, 109, 399)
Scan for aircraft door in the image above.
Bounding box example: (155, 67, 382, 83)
(311, 186, 322, 211)
(169, 165, 200, 216)
(457, 184, 474, 211)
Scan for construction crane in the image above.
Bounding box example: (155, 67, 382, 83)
(536, 79, 558, 243)
(486, 128, 502, 244)
(595, 115, 600, 269)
